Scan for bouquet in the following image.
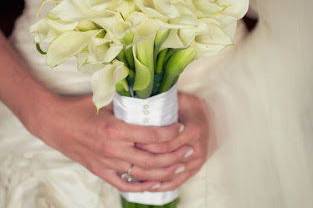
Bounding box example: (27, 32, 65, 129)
(31, 0, 248, 207)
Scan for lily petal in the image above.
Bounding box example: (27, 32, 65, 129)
(47, 30, 97, 67)
(91, 60, 129, 110)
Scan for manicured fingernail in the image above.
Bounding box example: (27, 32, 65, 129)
(184, 147, 194, 159)
(179, 124, 185, 133)
(175, 166, 186, 174)
(151, 183, 161, 190)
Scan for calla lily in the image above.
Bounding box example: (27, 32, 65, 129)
(87, 31, 123, 64)
(48, 0, 117, 21)
(114, 0, 136, 19)
(190, 0, 228, 18)
(192, 18, 234, 56)
(160, 28, 195, 50)
(132, 19, 159, 98)
(76, 20, 99, 31)
(217, 0, 250, 18)
(75, 31, 123, 74)
(93, 14, 130, 39)
(134, 0, 180, 20)
(47, 30, 97, 67)
(91, 60, 129, 110)
(155, 29, 170, 51)
(160, 47, 196, 92)
(30, 18, 78, 44)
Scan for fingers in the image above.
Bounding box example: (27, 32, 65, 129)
(99, 157, 130, 173)
(96, 169, 161, 192)
(137, 94, 209, 154)
(137, 123, 201, 154)
(101, 117, 182, 144)
(90, 135, 194, 171)
(116, 145, 195, 169)
(79, 141, 205, 191)
(81, 151, 161, 192)
(130, 163, 187, 181)
(72, 143, 130, 174)
(149, 159, 205, 192)
(95, 159, 203, 192)
(92, 137, 193, 170)
(99, 155, 191, 182)
(150, 171, 194, 192)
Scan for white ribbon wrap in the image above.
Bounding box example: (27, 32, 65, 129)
(113, 85, 178, 206)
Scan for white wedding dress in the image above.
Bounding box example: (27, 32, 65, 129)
(1, 0, 313, 207)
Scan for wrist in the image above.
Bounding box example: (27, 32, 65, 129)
(20, 89, 61, 136)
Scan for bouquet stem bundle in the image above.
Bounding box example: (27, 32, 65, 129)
(113, 84, 179, 207)
(121, 197, 179, 208)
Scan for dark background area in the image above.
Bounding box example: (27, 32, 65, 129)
(0, 0, 25, 37)
(0, 1, 257, 37)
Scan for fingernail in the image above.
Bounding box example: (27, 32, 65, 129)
(184, 147, 194, 159)
(175, 166, 186, 174)
(179, 124, 185, 133)
(151, 183, 161, 190)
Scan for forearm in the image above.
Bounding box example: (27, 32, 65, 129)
(0, 32, 56, 126)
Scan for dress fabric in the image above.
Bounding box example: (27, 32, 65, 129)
(1, 0, 313, 208)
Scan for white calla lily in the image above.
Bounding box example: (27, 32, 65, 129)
(48, 0, 117, 21)
(217, 0, 250, 18)
(134, 0, 180, 20)
(86, 30, 123, 64)
(76, 20, 99, 31)
(93, 14, 129, 38)
(114, 0, 136, 19)
(132, 19, 159, 98)
(193, 18, 234, 56)
(91, 60, 129, 110)
(30, 18, 78, 43)
(160, 29, 195, 50)
(189, 0, 227, 18)
(47, 30, 97, 67)
(48, 0, 87, 21)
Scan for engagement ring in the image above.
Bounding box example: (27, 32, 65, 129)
(121, 164, 136, 183)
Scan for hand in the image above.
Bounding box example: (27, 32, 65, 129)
(25, 95, 193, 192)
(138, 92, 216, 191)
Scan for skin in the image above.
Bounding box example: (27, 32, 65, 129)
(0, 32, 213, 192)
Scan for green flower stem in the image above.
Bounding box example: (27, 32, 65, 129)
(152, 49, 168, 95)
(160, 48, 196, 93)
(125, 47, 135, 70)
(155, 30, 170, 51)
(155, 49, 169, 74)
(133, 38, 155, 98)
(116, 79, 131, 97)
(121, 197, 179, 208)
(117, 50, 127, 65)
(127, 69, 135, 97)
(36, 43, 47, 55)
(117, 49, 135, 97)
(163, 49, 177, 63)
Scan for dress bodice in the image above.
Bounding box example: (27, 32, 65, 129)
(11, 0, 92, 95)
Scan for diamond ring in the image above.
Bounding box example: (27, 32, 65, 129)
(121, 164, 136, 183)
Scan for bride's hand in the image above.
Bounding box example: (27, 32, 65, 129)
(25, 95, 192, 192)
(138, 92, 216, 191)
